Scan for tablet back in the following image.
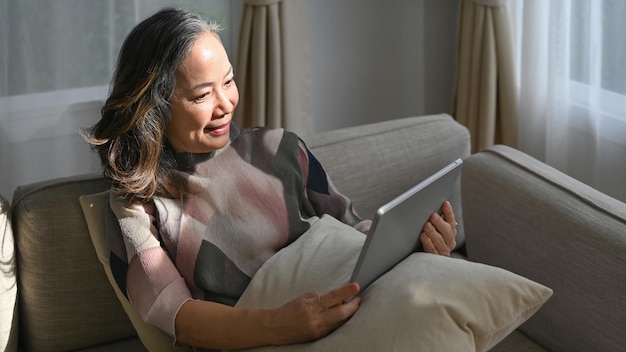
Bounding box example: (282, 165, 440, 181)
(349, 158, 463, 292)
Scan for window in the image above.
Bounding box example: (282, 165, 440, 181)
(1, 0, 235, 97)
(510, 0, 626, 202)
(569, 0, 626, 128)
(0, 0, 237, 141)
(0, 0, 239, 200)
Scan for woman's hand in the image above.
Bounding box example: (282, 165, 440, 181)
(174, 282, 360, 350)
(267, 282, 361, 345)
(420, 201, 458, 256)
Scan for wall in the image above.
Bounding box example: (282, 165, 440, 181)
(307, 0, 459, 133)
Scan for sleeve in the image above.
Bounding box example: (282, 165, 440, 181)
(108, 192, 193, 341)
(297, 138, 372, 233)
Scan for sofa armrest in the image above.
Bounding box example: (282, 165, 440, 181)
(1, 195, 18, 352)
(462, 145, 626, 352)
(11, 174, 136, 351)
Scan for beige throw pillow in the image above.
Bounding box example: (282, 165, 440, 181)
(233, 215, 553, 352)
(79, 191, 191, 352)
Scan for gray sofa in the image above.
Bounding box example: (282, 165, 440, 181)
(1, 114, 624, 351)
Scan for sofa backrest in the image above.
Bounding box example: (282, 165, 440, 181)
(11, 174, 136, 351)
(304, 114, 470, 243)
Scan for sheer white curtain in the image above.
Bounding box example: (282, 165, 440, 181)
(509, 0, 626, 202)
(0, 0, 237, 201)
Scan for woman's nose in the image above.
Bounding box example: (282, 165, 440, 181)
(213, 90, 234, 117)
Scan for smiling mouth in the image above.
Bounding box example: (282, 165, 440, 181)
(204, 122, 231, 136)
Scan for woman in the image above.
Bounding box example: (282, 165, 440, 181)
(84, 7, 457, 351)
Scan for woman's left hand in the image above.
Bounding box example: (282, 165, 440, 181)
(420, 201, 457, 256)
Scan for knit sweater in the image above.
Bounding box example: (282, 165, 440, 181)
(107, 123, 371, 340)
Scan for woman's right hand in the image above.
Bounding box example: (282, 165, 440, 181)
(175, 282, 361, 349)
(266, 282, 361, 345)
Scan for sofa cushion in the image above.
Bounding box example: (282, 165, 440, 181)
(233, 215, 553, 352)
(79, 191, 191, 352)
(488, 331, 548, 352)
(0, 195, 18, 352)
(74, 337, 147, 352)
(11, 175, 136, 351)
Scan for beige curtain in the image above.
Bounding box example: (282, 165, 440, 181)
(452, 0, 517, 153)
(234, 0, 312, 136)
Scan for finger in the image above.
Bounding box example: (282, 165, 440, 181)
(323, 295, 361, 326)
(420, 230, 438, 254)
(441, 201, 456, 224)
(430, 212, 457, 250)
(422, 221, 451, 256)
(300, 292, 325, 313)
(320, 282, 360, 309)
(320, 290, 361, 323)
(441, 201, 457, 229)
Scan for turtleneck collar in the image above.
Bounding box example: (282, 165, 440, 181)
(172, 122, 241, 170)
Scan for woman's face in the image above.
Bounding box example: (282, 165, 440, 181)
(166, 32, 239, 153)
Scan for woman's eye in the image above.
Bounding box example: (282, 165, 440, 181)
(194, 92, 210, 102)
(225, 77, 235, 86)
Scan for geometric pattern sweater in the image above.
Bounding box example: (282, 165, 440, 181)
(105, 123, 371, 340)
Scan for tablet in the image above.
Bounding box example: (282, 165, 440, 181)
(349, 158, 463, 293)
